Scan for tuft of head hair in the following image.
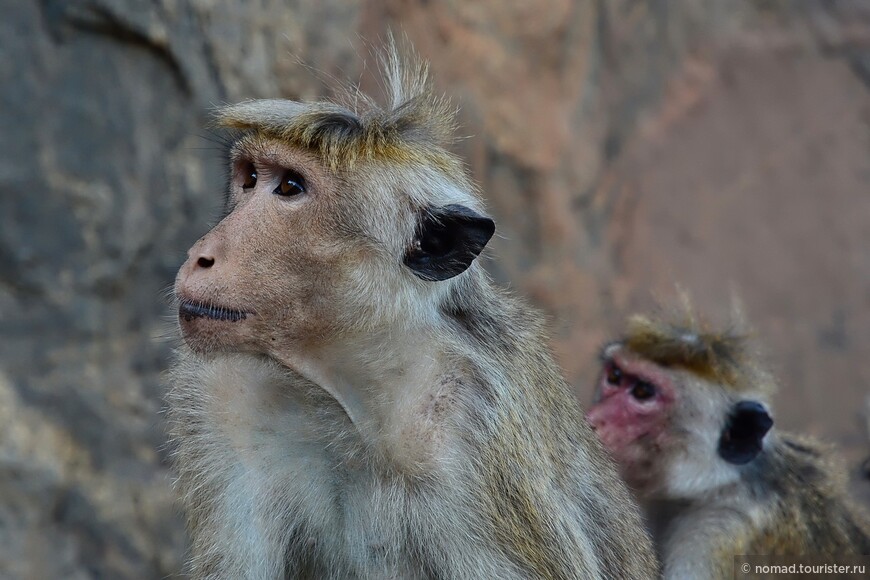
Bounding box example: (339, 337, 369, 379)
(621, 297, 774, 394)
(214, 36, 460, 171)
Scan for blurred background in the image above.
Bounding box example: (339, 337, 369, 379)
(2, 0, 870, 577)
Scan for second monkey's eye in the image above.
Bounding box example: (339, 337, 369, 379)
(242, 163, 257, 190)
(606, 363, 623, 385)
(630, 381, 656, 401)
(274, 170, 306, 197)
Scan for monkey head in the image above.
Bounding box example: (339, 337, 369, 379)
(586, 314, 775, 500)
(174, 69, 494, 358)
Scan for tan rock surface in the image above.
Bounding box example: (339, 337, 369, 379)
(2, 0, 869, 576)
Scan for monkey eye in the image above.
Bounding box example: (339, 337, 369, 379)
(605, 363, 623, 385)
(630, 381, 656, 401)
(274, 170, 306, 197)
(241, 163, 257, 190)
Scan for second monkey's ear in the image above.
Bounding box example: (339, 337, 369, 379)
(718, 400, 774, 465)
(404, 204, 495, 281)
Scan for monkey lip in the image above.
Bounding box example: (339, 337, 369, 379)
(178, 299, 251, 323)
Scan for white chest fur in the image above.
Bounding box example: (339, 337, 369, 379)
(172, 351, 491, 579)
(171, 349, 537, 579)
(189, 354, 410, 577)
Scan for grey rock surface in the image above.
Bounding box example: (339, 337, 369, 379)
(2, 0, 869, 577)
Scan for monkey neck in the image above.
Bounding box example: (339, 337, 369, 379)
(272, 324, 446, 451)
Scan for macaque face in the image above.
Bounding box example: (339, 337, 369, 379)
(173, 133, 494, 357)
(586, 347, 678, 494)
(174, 140, 373, 355)
(587, 345, 770, 498)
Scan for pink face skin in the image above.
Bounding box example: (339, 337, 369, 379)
(586, 348, 678, 493)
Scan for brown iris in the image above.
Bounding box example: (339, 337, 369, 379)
(274, 170, 306, 196)
(241, 163, 257, 190)
(606, 363, 623, 385)
(631, 381, 656, 401)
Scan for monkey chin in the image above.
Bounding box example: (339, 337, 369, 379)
(177, 299, 258, 354)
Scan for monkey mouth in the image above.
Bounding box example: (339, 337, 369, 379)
(179, 299, 250, 322)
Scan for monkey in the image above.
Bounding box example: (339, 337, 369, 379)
(586, 307, 870, 579)
(166, 43, 657, 579)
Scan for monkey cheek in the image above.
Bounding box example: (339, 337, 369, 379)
(617, 443, 661, 495)
(593, 427, 662, 491)
(591, 420, 641, 456)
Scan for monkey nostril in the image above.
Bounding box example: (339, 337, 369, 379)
(197, 256, 215, 268)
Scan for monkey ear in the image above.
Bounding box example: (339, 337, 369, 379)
(404, 204, 495, 281)
(718, 400, 774, 465)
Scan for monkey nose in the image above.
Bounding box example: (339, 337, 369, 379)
(186, 235, 225, 270)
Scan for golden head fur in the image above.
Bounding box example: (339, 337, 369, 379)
(215, 41, 461, 173)
(621, 300, 775, 395)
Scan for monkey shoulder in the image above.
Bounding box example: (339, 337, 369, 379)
(743, 433, 870, 555)
(658, 432, 868, 577)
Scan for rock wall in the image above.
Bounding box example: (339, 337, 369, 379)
(2, 1, 869, 576)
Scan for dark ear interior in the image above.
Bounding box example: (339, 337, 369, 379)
(718, 400, 774, 465)
(404, 204, 495, 281)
